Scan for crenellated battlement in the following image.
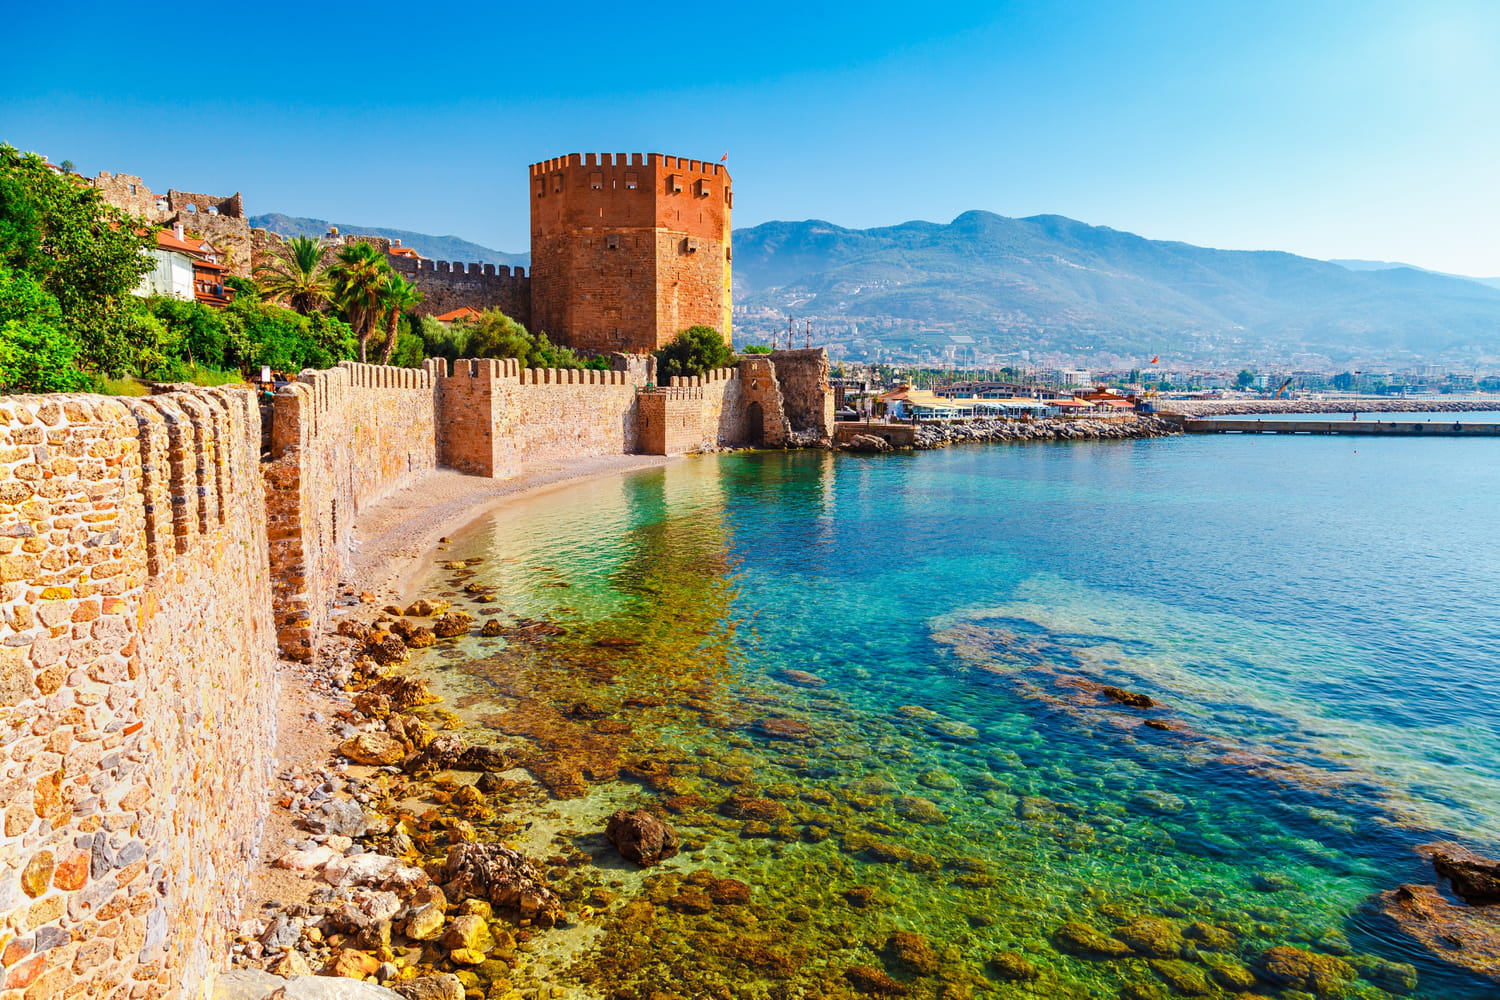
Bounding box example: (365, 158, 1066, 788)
(529, 152, 728, 179)
(393, 257, 528, 280)
(433, 357, 633, 386)
(667, 366, 739, 388)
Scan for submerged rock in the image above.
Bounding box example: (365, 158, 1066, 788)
(720, 796, 792, 823)
(1101, 685, 1155, 708)
(1114, 916, 1184, 958)
(752, 717, 816, 741)
(846, 965, 908, 995)
(776, 669, 826, 687)
(1148, 959, 1214, 996)
(1257, 945, 1356, 997)
(988, 950, 1039, 981)
(883, 931, 940, 976)
(1054, 921, 1133, 958)
(605, 809, 680, 866)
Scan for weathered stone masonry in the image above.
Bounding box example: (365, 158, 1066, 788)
(0, 388, 275, 1000)
(264, 362, 438, 662)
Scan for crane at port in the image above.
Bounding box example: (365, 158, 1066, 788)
(1274, 378, 1294, 398)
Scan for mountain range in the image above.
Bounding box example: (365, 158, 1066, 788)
(729, 213, 1500, 367)
(253, 209, 1500, 366)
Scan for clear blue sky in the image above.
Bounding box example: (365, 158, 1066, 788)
(5, 0, 1498, 274)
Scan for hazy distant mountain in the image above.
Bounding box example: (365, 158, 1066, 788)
(249, 213, 529, 269)
(731, 212, 1500, 365)
(1329, 258, 1500, 291)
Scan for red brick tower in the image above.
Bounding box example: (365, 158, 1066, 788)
(529, 153, 732, 354)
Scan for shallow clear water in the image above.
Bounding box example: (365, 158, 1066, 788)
(406, 434, 1500, 999)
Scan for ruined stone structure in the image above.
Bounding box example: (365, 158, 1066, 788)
(530, 153, 732, 353)
(0, 388, 276, 999)
(90, 172, 255, 278)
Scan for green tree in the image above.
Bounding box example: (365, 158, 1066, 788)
(327, 241, 390, 361)
(376, 274, 423, 364)
(0, 264, 93, 393)
(1235, 369, 1256, 388)
(254, 235, 331, 315)
(656, 325, 735, 379)
(0, 144, 154, 376)
(742, 343, 772, 354)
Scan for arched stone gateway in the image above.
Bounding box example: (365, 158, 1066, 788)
(747, 400, 764, 445)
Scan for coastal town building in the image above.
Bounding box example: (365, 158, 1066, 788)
(135, 224, 234, 307)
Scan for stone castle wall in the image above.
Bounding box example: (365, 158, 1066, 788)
(0, 387, 276, 1000)
(435, 360, 642, 477)
(264, 362, 438, 661)
(389, 258, 532, 325)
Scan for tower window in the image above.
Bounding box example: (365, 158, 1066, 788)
(696, 178, 711, 198)
(590, 172, 603, 190)
(666, 174, 683, 194)
(606, 234, 620, 250)
(625, 173, 639, 190)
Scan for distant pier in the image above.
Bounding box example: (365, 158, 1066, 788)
(1182, 418, 1500, 436)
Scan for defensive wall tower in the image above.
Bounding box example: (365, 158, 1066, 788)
(529, 153, 732, 355)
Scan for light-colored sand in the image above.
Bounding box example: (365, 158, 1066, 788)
(238, 455, 674, 927)
(347, 455, 673, 604)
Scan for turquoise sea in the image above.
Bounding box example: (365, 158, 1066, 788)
(403, 426, 1500, 999)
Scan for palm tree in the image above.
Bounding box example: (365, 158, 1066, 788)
(376, 275, 424, 364)
(327, 242, 390, 361)
(254, 236, 330, 314)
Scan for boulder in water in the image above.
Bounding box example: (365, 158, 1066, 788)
(605, 809, 680, 866)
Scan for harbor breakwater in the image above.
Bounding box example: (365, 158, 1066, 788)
(1162, 398, 1500, 417)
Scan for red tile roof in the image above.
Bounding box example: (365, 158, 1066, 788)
(434, 307, 482, 322)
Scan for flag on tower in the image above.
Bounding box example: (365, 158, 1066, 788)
(720, 153, 729, 162)
(1149, 356, 1160, 364)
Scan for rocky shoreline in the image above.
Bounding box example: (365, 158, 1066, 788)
(1160, 398, 1500, 417)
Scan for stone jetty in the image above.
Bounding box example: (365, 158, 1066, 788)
(907, 416, 1179, 449)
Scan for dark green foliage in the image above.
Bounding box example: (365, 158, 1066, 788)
(418, 309, 603, 369)
(140, 295, 357, 378)
(0, 264, 94, 393)
(742, 343, 772, 354)
(0, 144, 154, 380)
(656, 325, 735, 379)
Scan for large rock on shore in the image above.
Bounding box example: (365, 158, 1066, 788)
(437, 842, 563, 925)
(605, 809, 680, 866)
